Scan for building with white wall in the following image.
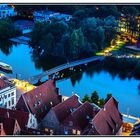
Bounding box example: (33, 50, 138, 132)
(0, 4, 17, 19)
(0, 77, 16, 109)
(33, 9, 72, 23)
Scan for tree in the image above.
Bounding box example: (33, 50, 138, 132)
(0, 18, 21, 40)
(91, 91, 99, 104)
(98, 98, 105, 107)
(122, 6, 138, 16)
(70, 28, 85, 59)
(95, 26, 105, 50)
(82, 94, 91, 103)
(105, 93, 112, 103)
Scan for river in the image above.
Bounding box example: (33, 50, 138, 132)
(0, 42, 140, 117)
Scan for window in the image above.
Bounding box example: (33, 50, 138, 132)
(8, 101, 10, 106)
(34, 103, 37, 108)
(38, 100, 41, 105)
(0, 98, 1, 102)
(77, 130, 81, 135)
(5, 95, 7, 99)
(45, 128, 49, 132)
(11, 92, 14, 96)
(12, 98, 14, 105)
(5, 102, 7, 107)
(8, 94, 10, 97)
(50, 102, 53, 106)
(72, 129, 76, 134)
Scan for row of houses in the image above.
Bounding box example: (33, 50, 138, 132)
(0, 4, 17, 19)
(0, 76, 123, 136)
(0, 4, 72, 23)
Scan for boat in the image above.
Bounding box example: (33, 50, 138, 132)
(0, 62, 12, 71)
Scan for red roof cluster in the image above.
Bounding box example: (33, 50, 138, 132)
(0, 107, 29, 130)
(0, 78, 9, 89)
(90, 97, 123, 135)
(0, 116, 19, 135)
(52, 94, 82, 123)
(16, 80, 61, 121)
(62, 101, 99, 131)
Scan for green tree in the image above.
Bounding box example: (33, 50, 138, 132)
(82, 94, 91, 103)
(98, 98, 105, 107)
(0, 18, 21, 40)
(91, 91, 99, 104)
(105, 93, 112, 103)
(70, 28, 85, 59)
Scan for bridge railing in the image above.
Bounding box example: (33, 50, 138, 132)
(30, 56, 105, 81)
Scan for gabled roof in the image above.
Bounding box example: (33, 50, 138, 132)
(0, 107, 29, 129)
(131, 122, 140, 135)
(52, 94, 82, 123)
(0, 116, 18, 135)
(62, 101, 99, 131)
(91, 97, 123, 135)
(0, 78, 9, 89)
(16, 80, 61, 121)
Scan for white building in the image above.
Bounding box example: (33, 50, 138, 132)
(33, 9, 72, 23)
(0, 4, 17, 19)
(0, 77, 16, 109)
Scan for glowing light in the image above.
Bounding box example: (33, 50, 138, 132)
(12, 79, 36, 93)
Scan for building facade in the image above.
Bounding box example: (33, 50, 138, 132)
(33, 9, 72, 23)
(0, 78, 16, 109)
(0, 4, 17, 19)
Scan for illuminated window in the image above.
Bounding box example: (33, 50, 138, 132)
(72, 129, 76, 134)
(45, 128, 49, 132)
(77, 130, 81, 135)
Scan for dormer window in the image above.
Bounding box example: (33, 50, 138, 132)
(50, 102, 53, 106)
(38, 100, 41, 105)
(34, 103, 37, 108)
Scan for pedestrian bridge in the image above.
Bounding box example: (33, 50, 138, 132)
(29, 56, 105, 83)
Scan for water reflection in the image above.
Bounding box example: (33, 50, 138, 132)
(31, 53, 66, 71)
(0, 41, 13, 56)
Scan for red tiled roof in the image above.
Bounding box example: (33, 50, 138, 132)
(0, 78, 9, 89)
(0, 117, 17, 135)
(0, 107, 29, 129)
(91, 97, 123, 135)
(52, 94, 82, 123)
(16, 80, 61, 121)
(62, 101, 99, 131)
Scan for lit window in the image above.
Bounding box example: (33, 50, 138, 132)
(50, 102, 53, 106)
(45, 128, 49, 132)
(72, 129, 76, 134)
(77, 130, 81, 135)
